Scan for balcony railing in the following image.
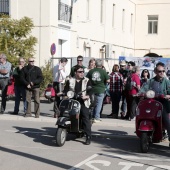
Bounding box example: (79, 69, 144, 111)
(58, 2, 72, 23)
(0, 0, 9, 15)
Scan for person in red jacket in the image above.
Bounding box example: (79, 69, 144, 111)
(124, 66, 141, 120)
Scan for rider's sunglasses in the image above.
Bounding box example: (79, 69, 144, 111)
(77, 71, 84, 73)
(158, 70, 165, 73)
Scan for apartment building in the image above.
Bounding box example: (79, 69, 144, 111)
(135, 0, 170, 57)
(0, 0, 170, 69)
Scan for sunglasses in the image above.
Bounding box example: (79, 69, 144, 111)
(77, 60, 83, 62)
(128, 65, 132, 66)
(29, 60, 34, 62)
(77, 71, 84, 73)
(158, 70, 165, 73)
(120, 65, 125, 67)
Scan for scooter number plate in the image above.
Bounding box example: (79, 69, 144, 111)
(45, 92, 51, 96)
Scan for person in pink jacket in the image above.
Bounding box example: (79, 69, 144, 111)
(124, 66, 141, 120)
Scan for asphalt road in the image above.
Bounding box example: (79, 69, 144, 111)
(0, 99, 169, 170)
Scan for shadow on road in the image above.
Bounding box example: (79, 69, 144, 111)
(0, 146, 71, 169)
(13, 126, 57, 147)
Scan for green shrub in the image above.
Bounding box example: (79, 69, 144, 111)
(40, 61, 53, 94)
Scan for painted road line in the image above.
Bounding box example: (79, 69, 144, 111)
(69, 153, 170, 170)
(68, 154, 99, 170)
(103, 153, 170, 162)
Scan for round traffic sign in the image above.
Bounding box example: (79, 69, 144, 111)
(50, 43, 56, 55)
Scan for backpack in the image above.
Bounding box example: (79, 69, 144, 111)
(125, 76, 133, 90)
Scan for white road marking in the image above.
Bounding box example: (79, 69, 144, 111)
(69, 153, 170, 170)
(119, 162, 143, 170)
(104, 153, 170, 162)
(85, 160, 111, 170)
(146, 165, 170, 170)
(68, 154, 99, 170)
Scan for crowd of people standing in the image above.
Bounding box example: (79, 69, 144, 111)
(0, 53, 169, 145)
(0, 53, 152, 120)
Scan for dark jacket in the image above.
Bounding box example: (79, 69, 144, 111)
(20, 65, 43, 89)
(13, 67, 24, 86)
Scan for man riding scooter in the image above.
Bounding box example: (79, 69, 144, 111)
(59, 65, 94, 145)
(140, 62, 170, 147)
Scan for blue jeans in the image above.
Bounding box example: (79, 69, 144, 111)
(14, 85, 27, 113)
(93, 93, 104, 119)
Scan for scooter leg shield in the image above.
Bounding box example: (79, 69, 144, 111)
(138, 121, 155, 131)
(56, 117, 70, 127)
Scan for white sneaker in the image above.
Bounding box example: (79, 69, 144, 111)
(93, 119, 101, 123)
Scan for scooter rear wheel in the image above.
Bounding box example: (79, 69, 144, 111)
(140, 132, 150, 153)
(56, 128, 67, 147)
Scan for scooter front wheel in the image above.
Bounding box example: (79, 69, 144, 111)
(140, 132, 150, 153)
(56, 128, 67, 147)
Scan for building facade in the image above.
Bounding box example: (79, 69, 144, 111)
(0, 0, 170, 70)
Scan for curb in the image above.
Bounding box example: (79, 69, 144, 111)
(0, 114, 135, 128)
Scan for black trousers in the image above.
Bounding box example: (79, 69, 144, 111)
(80, 105, 91, 136)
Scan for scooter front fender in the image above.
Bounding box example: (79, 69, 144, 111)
(138, 120, 155, 132)
(56, 117, 71, 127)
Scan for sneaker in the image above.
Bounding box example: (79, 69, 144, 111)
(93, 119, 101, 123)
(0, 111, 4, 114)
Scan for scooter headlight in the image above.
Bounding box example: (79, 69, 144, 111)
(146, 90, 155, 98)
(67, 91, 74, 98)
